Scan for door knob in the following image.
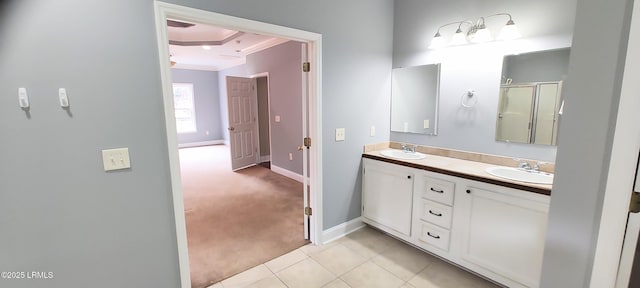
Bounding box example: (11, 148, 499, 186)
(228, 127, 235, 131)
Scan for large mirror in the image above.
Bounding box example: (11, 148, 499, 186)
(391, 64, 441, 135)
(495, 48, 570, 145)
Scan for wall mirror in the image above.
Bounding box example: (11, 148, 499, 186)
(495, 48, 570, 145)
(391, 63, 441, 135)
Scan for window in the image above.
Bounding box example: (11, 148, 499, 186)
(172, 83, 197, 133)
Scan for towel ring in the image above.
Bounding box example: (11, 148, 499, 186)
(461, 90, 478, 108)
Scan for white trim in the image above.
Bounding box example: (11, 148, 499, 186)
(616, 213, 640, 287)
(259, 155, 271, 163)
(592, 0, 640, 286)
(153, 3, 323, 286)
(153, 3, 191, 287)
(310, 37, 323, 245)
(271, 164, 303, 183)
(321, 217, 366, 244)
(178, 140, 224, 148)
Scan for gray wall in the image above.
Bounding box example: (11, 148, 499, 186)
(503, 48, 571, 83)
(171, 68, 223, 144)
(0, 1, 180, 287)
(540, 0, 634, 286)
(392, 0, 577, 162)
(0, 7, 394, 288)
(218, 41, 304, 175)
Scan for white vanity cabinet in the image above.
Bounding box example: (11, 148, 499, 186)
(456, 181, 550, 288)
(361, 156, 551, 288)
(361, 158, 415, 239)
(412, 174, 457, 255)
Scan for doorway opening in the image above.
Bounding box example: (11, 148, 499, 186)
(153, 2, 323, 287)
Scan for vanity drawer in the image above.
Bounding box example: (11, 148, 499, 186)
(418, 221, 451, 251)
(419, 199, 453, 229)
(421, 177, 455, 205)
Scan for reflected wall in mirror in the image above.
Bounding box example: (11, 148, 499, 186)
(391, 64, 440, 135)
(495, 48, 570, 145)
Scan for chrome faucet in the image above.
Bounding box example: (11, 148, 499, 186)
(532, 162, 545, 173)
(401, 144, 416, 153)
(516, 159, 544, 173)
(517, 160, 532, 170)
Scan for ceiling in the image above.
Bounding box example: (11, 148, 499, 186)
(167, 19, 289, 71)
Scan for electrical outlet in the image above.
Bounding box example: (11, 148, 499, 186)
(370, 126, 376, 137)
(424, 119, 430, 129)
(335, 128, 345, 141)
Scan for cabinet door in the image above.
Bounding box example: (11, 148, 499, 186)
(362, 159, 414, 236)
(459, 185, 549, 288)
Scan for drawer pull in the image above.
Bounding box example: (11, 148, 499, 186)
(428, 210, 442, 217)
(430, 187, 444, 193)
(427, 232, 440, 239)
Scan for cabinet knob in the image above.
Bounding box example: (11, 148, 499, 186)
(407, 175, 412, 179)
(466, 189, 471, 194)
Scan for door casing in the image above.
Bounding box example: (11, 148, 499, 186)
(153, 2, 323, 287)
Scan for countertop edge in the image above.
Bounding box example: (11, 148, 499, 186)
(362, 153, 552, 196)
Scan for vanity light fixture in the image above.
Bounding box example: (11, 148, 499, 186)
(429, 13, 521, 49)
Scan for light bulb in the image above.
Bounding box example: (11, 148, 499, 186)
(498, 20, 521, 40)
(450, 29, 468, 45)
(428, 32, 446, 49)
(472, 26, 492, 43)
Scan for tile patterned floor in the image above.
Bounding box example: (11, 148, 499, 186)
(208, 226, 502, 288)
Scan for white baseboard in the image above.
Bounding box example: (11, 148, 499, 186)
(271, 165, 303, 183)
(178, 140, 224, 148)
(259, 155, 271, 163)
(322, 217, 365, 244)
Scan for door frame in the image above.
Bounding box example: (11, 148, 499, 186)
(153, 2, 324, 287)
(591, 0, 640, 285)
(250, 72, 272, 164)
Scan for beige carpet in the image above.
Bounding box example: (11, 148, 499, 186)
(179, 145, 307, 288)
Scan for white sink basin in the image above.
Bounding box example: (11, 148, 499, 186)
(379, 149, 426, 160)
(485, 166, 554, 185)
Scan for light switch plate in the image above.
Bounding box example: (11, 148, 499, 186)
(423, 119, 430, 129)
(59, 88, 70, 108)
(18, 87, 29, 108)
(335, 128, 345, 141)
(102, 148, 131, 171)
(370, 126, 376, 137)
(275, 115, 281, 122)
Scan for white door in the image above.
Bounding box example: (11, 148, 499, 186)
(301, 43, 310, 239)
(226, 76, 258, 171)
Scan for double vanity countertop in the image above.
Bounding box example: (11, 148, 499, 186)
(362, 144, 552, 195)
